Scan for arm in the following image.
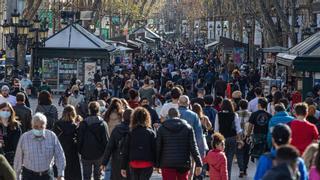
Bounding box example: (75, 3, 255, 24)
(0, 155, 16, 180)
(254, 156, 271, 180)
(102, 128, 117, 166)
(193, 115, 205, 156)
(54, 134, 66, 177)
(214, 114, 219, 132)
(120, 134, 130, 170)
(220, 155, 228, 180)
(298, 158, 308, 180)
(189, 128, 203, 167)
(13, 135, 24, 179)
(155, 128, 163, 168)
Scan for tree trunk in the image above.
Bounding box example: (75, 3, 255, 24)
(258, 0, 281, 46)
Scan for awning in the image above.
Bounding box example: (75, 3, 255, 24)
(116, 46, 133, 51)
(205, 41, 219, 49)
(276, 53, 297, 66)
(262, 46, 288, 53)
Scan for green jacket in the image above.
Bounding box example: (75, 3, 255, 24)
(0, 155, 15, 180)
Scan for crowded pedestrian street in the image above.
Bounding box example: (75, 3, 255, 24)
(2, 1, 320, 180)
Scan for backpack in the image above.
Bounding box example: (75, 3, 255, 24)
(80, 119, 106, 160)
(41, 106, 55, 130)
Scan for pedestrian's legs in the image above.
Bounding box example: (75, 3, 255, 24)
(93, 161, 102, 180)
(162, 168, 177, 180)
(82, 161, 93, 180)
(243, 142, 251, 173)
(225, 136, 237, 179)
(104, 161, 112, 180)
(177, 170, 189, 180)
(236, 145, 245, 172)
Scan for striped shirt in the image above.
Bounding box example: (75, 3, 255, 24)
(13, 130, 65, 178)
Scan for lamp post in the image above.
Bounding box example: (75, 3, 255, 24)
(223, 24, 228, 37)
(195, 24, 199, 43)
(2, 9, 29, 80)
(28, 15, 49, 93)
(209, 24, 213, 41)
(217, 24, 221, 38)
(245, 22, 253, 65)
(294, 22, 300, 45)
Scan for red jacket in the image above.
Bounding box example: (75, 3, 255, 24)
(204, 149, 228, 180)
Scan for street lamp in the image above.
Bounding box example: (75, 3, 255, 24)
(245, 22, 253, 65)
(209, 24, 213, 40)
(294, 22, 300, 44)
(217, 24, 221, 37)
(223, 24, 228, 37)
(2, 9, 29, 79)
(28, 15, 49, 92)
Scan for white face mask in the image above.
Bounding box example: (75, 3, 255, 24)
(97, 88, 102, 91)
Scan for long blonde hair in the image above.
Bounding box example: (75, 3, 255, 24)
(61, 105, 77, 122)
(302, 143, 319, 170)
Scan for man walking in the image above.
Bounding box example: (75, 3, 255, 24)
(13, 93, 33, 132)
(14, 113, 66, 180)
(156, 108, 203, 180)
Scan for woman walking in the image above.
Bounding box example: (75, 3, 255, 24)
(0, 102, 21, 165)
(53, 105, 81, 180)
(35, 91, 58, 130)
(121, 107, 156, 180)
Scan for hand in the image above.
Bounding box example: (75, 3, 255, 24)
(155, 168, 161, 174)
(121, 169, 127, 178)
(153, 123, 160, 129)
(100, 165, 106, 172)
(195, 167, 202, 176)
(57, 177, 65, 180)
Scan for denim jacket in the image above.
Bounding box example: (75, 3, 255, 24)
(179, 106, 206, 156)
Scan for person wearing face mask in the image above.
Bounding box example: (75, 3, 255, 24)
(67, 85, 84, 108)
(0, 102, 21, 166)
(10, 78, 30, 108)
(1, 86, 16, 107)
(93, 82, 105, 101)
(14, 113, 66, 180)
(84, 78, 96, 102)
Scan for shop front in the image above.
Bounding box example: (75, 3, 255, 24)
(36, 23, 115, 92)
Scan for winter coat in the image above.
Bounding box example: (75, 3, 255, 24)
(77, 116, 109, 161)
(102, 122, 129, 180)
(0, 124, 21, 165)
(156, 118, 202, 169)
(121, 126, 156, 170)
(13, 103, 32, 132)
(53, 120, 81, 180)
(204, 149, 228, 180)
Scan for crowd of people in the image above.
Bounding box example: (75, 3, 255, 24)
(1, 41, 320, 180)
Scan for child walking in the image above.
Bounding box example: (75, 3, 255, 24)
(204, 132, 228, 180)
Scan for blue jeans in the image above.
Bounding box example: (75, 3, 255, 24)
(104, 162, 112, 180)
(225, 136, 237, 180)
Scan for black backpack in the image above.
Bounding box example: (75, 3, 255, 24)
(41, 106, 55, 130)
(80, 120, 106, 160)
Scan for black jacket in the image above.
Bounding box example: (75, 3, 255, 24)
(0, 124, 21, 165)
(53, 120, 81, 180)
(143, 105, 160, 125)
(121, 126, 156, 169)
(10, 88, 30, 107)
(77, 116, 109, 161)
(13, 103, 32, 133)
(156, 118, 202, 169)
(102, 122, 129, 180)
